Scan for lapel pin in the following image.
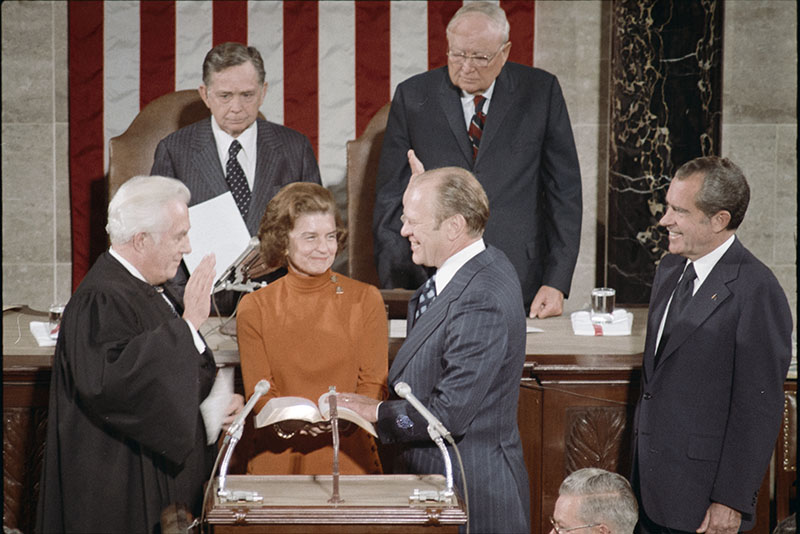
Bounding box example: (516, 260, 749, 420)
(711, 293, 717, 300)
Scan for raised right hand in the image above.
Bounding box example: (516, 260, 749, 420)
(183, 253, 216, 330)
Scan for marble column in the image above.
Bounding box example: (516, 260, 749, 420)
(607, 0, 722, 303)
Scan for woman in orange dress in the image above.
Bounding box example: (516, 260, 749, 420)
(237, 182, 387, 474)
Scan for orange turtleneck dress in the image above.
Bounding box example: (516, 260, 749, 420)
(236, 268, 388, 475)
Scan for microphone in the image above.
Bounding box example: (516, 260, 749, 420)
(213, 236, 261, 292)
(225, 379, 270, 440)
(394, 382, 453, 444)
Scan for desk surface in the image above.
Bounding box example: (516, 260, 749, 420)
(3, 307, 648, 370)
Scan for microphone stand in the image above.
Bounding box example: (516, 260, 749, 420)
(212, 237, 267, 295)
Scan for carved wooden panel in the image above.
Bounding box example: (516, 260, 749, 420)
(564, 406, 629, 474)
(3, 406, 48, 532)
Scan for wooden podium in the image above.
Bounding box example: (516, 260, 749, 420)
(204, 474, 467, 533)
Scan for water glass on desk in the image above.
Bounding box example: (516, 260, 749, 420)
(48, 304, 65, 337)
(590, 288, 615, 323)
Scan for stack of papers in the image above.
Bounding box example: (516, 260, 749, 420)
(29, 321, 57, 346)
(571, 309, 633, 336)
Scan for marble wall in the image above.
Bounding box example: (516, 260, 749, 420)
(2, 1, 70, 310)
(1, 1, 796, 330)
(607, 0, 724, 304)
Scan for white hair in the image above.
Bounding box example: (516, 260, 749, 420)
(559, 468, 638, 534)
(446, 2, 510, 43)
(106, 175, 190, 245)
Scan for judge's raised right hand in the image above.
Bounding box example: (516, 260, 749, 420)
(183, 254, 216, 330)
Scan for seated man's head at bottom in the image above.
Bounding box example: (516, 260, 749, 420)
(550, 468, 638, 534)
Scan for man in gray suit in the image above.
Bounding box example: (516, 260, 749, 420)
(151, 42, 321, 311)
(343, 166, 530, 533)
(373, 2, 582, 319)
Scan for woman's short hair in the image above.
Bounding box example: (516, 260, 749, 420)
(202, 42, 266, 86)
(258, 182, 347, 269)
(106, 175, 190, 245)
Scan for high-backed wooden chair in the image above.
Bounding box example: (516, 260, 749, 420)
(345, 103, 391, 287)
(108, 90, 211, 201)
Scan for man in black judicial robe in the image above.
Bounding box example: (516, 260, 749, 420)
(36, 176, 243, 534)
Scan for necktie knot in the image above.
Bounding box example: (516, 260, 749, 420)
(469, 96, 487, 161)
(681, 263, 697, 285)
(414, 276, 437, 323)
(473, 95, 486, 115)
(229, 139, 242, 158)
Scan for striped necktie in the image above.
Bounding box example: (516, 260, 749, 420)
(468, 95, 486, 161)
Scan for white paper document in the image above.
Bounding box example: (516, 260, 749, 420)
(199, 366, 235, 444)
(185, 192, 251, 284)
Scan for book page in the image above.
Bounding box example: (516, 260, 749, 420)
(255, 396, 322, 428)
(317, 391, 378, 437)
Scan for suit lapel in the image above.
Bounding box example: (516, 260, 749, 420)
(438, 75, 474, 166)
(191, 118, 228, 200)
(643, 258, 684, 379)
(475, 65, 514, 164)
(248, 119, 282, 231)
(388, 249, 490, 383)
(655, 240, 742, 370)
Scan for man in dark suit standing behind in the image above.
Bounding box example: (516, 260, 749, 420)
(632, 157, 792, 534)
(152, 42, 321, 236)
(343, 166, 530, 533)
(373, 2, 582, 319)
(152, 42, 321, 312)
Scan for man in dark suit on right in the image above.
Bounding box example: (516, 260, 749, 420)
(373, 2, 582, 319)
(632, 156, 792, 534)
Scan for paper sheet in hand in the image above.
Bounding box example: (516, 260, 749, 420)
(199, 367, 234, 444)
(184, 192, 251, 284)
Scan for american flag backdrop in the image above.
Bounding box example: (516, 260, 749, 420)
(68, 0, 536, 288)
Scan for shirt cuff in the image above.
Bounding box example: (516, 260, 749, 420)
(183, 318, 208, 354)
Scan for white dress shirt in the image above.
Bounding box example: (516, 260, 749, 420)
(210, 117, 258, 191)
(459, 82, 496, 130)
(655, 234, 735, 349)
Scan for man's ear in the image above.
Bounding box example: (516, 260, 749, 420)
(132, 232, 149, 252)
(711, 210, 731, 232)
(198, 85, 210, 108)
(446, 214, 467, 240)
(596, 524, 611, 534)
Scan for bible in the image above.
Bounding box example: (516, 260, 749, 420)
(255, 391, 377, 437)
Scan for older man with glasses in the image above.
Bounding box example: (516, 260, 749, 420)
(373, 1, 582, 321)
(550, 468, 638, 534)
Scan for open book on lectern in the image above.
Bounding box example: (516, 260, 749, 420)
(255, 391, 377, 437)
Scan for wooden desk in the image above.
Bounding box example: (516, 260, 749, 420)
(4, 307, 794, 534)
(205, 474, 466, 533)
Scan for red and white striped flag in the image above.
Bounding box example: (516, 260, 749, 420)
(68, 0, 535, 288)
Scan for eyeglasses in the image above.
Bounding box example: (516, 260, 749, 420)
(447, 42, 508, 68)
(549, 516, 601, 534)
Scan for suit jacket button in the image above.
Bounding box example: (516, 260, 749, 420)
(643, 392, 653, 400)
